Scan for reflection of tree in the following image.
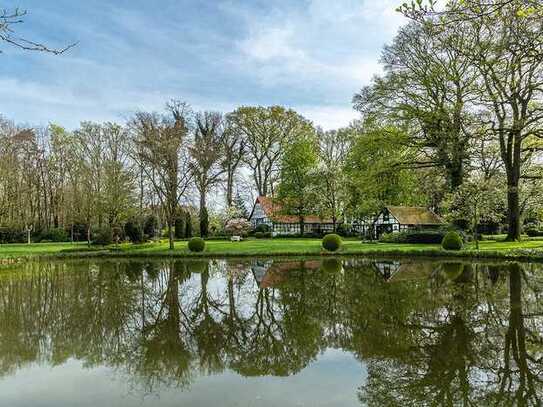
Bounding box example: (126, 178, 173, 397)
(138, 261, 193, 389)
(358, 262, 543, 406)
(0, 258, 541, 404)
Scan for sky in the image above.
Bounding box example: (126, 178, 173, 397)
(1, 0, 406, 130)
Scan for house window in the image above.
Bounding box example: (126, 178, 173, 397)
(382, 211, 389, 222)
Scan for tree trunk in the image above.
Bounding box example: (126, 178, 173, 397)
(168, 220, 174, 250)
(226, 171, 234, 207)
(332, 216, 337, 233)
(199, 193, 208, 238)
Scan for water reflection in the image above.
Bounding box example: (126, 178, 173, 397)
(0, 258, 541, 406)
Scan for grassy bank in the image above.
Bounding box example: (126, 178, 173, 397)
(2, 237, 543, 262)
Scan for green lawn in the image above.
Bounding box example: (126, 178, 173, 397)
(2, 237, 543, 261)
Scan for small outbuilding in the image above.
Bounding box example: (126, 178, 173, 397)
(373, 206, 444, 238)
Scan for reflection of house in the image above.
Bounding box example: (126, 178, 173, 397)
(249, 196, 340, 235)
(251, 260, 321, 288)
(373, 206, 444, 238)
(372, 260, 435, 282)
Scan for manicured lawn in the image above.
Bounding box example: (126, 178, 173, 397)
(3, 237, 543, 260)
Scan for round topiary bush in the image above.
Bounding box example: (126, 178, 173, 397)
(322, 234, 342, 252)
(441, 231, 463, 251)
(255, 231, 264, 239)
(188, 237, 205, 252)
(255, 223, 270, 233)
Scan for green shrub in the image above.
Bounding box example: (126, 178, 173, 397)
(143, 215, 159, 238)
(380, 229, 447, 244)
(174, 216, 186, 239)
(255, 231, 264, 239)
(39, 228, 68, 242)
(125, 219, 144, 243)
(442, 231, 463, 251)
(0, 227, 25, 244)
(255, 223, 270, 233)
(263, 232, 272, 238)
(92, 227, 113, 245)
(188, 237, 205, 252)
(322, 234, 342, 252)
(525, 226, 543, 237)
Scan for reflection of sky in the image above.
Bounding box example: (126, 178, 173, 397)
(0, 349, 366, 407)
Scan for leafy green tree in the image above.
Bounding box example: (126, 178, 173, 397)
(444, 177, 504, 249)
(276, 133, 319, 235)
(230, 106, 313, 196)
(344, 123, 423, 219)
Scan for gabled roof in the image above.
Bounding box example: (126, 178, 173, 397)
(385, 206, 444, 225)
(250, 196, 336, 224)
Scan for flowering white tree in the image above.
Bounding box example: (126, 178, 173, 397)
(225, 218, 251, 236)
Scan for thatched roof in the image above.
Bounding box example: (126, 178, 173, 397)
(386, 206, 444, 226)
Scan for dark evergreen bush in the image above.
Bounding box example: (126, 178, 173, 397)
(188, 237, 205, 252)
(525, 226, 543, 237)
(143, 215, 159, 238)
(255, 223, 270, 233)
(125, 219, 144, 243)
(185, 212, 193, 238)
(0, 227, 25, 243)
(174, 216, 186, 239)
(322, 234, 342, 252)
(441, 231, 463, 251)
(255, 231, 264, 239)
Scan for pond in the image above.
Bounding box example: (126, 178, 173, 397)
(0, 257, 541, 406)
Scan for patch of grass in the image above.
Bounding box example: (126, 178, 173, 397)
(2, 237, 543, 262)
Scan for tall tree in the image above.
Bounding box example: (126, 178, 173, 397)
(220, 114, 245, 207)
(276, 132, 319, 235)
(189, 112, 226, 238)
(403, 0, 543, 240)
(130, 101, 192, 249)
(354, 20, 476, 191)
(230, 106, 313, 196)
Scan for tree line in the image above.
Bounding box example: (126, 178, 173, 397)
(2, 0, 543, 245)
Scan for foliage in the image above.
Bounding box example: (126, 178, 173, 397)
(254, 231, 264, 239)
(125, 218, 144, 243)
(143, 215, 159, 239)
(254, 223, 270, 233)
(92, 226, 113, 246)
(174, 215, 186, 239)
(185, 212, 193, 238)
(225, 218, 251, 236)
(322, 234, 342, 252)
(0, 227, 25, 244)
(441, 231, 463, 251)
(380, 229, 446, 244)
(276, 133, 319, 231)
(344, 123, 423, 219)
(188, 237, 205, 252)
(39, 228, 68, 243)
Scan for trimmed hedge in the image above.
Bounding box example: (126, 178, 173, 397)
(322, 234, 342, 252)
(255, 223, 270, 233)
(525, 227, 543, 237)
(39, 228, 68, 242)
(442, 231, 463, 251)
(188, 237, 205, 252)
(0, 227, 26, 244)
(380, 230, 447, 244)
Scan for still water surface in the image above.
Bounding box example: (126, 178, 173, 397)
(0, 257, 541, 406)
